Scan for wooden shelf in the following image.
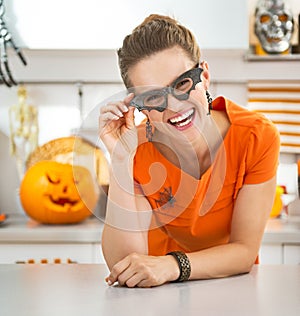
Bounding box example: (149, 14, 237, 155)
(244, 50, 300, 62)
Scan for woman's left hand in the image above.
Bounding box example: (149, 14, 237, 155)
(105, 253, 180, 288)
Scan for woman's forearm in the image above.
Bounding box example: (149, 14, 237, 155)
(102, 159, 151, 269)
(186, 180, 274, 280)
(187, 242, 259, 280)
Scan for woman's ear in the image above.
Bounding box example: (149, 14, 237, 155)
(199, 61, 210, 90)
(200, 60, 209, 71)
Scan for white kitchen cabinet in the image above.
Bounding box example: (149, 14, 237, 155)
(283, 245, 300, 264)
(0, 243, 104, 264)
(259, 244, 283, 264)
(261, 218, 300, 264)
(260, 244, 300, 265)
(0, 216, 105, 264)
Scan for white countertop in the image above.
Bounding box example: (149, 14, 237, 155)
(263, 216, 300, 244)
(0, 214, 104, 243)
(0, 214, 299, 244)
(0, 264, 299, 316)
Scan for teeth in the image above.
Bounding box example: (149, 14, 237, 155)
(177, 118, 192, 127)
(169, 109, 194, 124)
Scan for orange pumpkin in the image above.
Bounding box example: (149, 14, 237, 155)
(20, 161, 98, 224)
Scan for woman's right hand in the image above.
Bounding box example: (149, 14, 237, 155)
(99, 93, 137, 161)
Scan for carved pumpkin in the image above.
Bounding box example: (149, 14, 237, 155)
(20, 161, 98, 224)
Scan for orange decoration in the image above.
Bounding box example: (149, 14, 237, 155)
(270, 186, 284, 218)
(20, 161, 98, 224)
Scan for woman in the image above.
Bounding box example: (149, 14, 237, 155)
(99, 14, 280, 287)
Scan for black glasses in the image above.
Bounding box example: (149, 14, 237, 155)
(129, 66, 203, 112)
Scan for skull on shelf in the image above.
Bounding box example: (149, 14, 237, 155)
(254, 0, 294, 54)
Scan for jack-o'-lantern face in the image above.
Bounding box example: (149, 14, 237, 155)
(20, 161, 99, 224)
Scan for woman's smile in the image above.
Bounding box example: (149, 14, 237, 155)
(167, 108, 195, 130)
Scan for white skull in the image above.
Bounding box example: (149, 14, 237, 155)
(255, 0, 294, 54)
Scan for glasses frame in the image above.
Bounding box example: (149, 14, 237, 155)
(130, 65, 203, 112)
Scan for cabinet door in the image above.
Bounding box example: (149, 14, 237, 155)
(92, 243, 105, 264)
(259, 245, 283, 264)
(0, 244, 96, 264)
(283, 245, 300, 264)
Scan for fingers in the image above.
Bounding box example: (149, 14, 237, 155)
(125, 107, 136, 129)
(100, 92, 134, 118)
(99, 93, 135, 130)
(100, 102, 128, 120)
(106, 271, 147, 288)
(124, 93, 136, 129)
(106, 265, 146, 288)
(105, 253, 165, 288)
(105, 253, 145, 287)
(124, 92, 135, 105)
(106, 256, 131, 286)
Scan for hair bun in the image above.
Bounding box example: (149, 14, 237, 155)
(137, 14, 178, 29)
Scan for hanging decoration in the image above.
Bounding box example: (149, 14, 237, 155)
(0, 0, 27, 87)
(9, 85, 39, 179)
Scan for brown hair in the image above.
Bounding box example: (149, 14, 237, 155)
(117, 14, 201, 88)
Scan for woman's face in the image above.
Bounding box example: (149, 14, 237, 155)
(128, 46, 210, 141)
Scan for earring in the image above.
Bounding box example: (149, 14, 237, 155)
(146, 118, 153, 142)
(206, 90, 213, 115)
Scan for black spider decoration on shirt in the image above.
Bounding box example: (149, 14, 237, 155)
(155, 187, 176, 209)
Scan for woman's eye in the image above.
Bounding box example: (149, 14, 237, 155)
(148, 95, 161, 101)
(175, 79, 191, 91)
(145, 94, 164, 106)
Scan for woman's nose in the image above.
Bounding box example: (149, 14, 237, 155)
(166, 93, 184, 111)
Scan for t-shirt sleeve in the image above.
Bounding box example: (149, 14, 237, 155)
(244, 118, 280, 184)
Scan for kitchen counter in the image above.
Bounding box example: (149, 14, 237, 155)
(0, 264, 299, 316)
(0, 214, 299, 244)
(263, 216, 300, 244)
(0, 214, 104, 243)
(0, 215, 299, 264)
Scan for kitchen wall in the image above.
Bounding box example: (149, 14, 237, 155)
(5, 0, 300, 50)
(7, 0, 249, 50)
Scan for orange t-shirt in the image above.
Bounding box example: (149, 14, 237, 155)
(133, 96, 280, 256)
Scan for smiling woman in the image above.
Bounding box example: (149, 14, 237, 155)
(99, 13, 280, 288)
